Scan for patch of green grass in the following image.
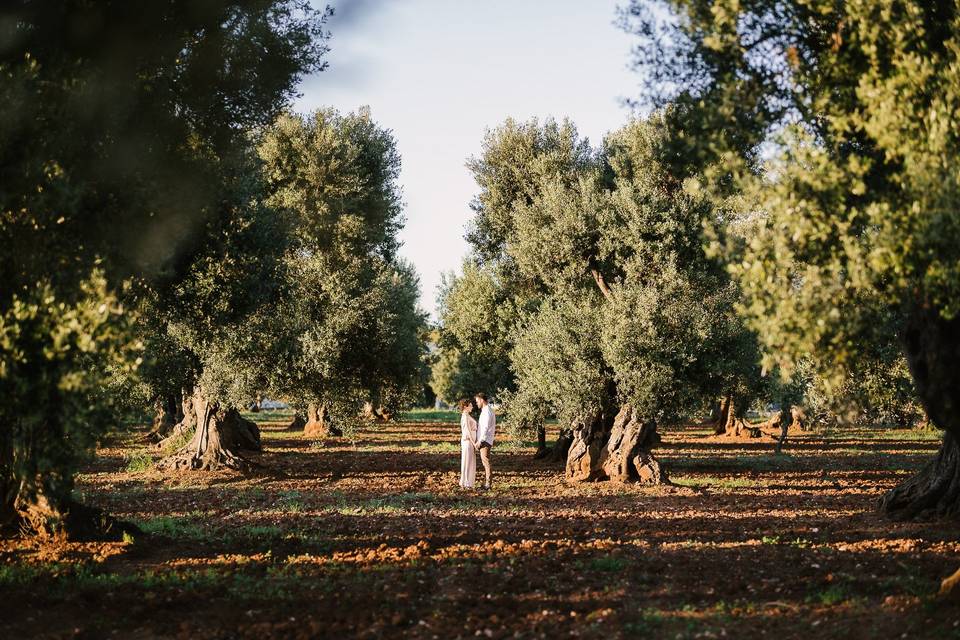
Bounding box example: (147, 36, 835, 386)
(124, 451, 153, 473)
(135, 515, 209, 541)
(0, 563, 56, 587)
(2, 561, 313, 602)
(399, 409, 460, 423)
(240, 409, 294, 422)
(275, 490, 304, 513)
(239, 525, 283, 539)
(624, 609, 665, 633)
(331, 491, 437, 515)
(810, 583, 850, 606)
(411, 441, 460, 453)
(157, 429, 193, 456)
(665, 452, 803, 473)
(671, 475, 765, 489)
(880, 573, 938, 597)
(584, 556, 628, 572)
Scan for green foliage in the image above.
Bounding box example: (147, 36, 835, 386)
(124, 451, 154, 474)
(0, 273, 140, 530)
(0, 1, 331, 527)
(432, 263, 517, 404)
(623, 0, 949, 421)
(459, 114, 763, 433)
(258, 108, 427, 422)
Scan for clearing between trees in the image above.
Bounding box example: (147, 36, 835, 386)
(1, 413, 958, 639)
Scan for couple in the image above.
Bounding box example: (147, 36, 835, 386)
(458, 392, 496, 490)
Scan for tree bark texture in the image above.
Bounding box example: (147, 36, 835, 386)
(711, 396, 762, 438)
(546, 428, 574, 463)
(881, 307, 960, 519)
(1, 420, 138, 540)
(566, 405, 666, 484)
(533, 424, 573, 462)
(304, 403, 342, 438)
(157, 387, 261, 472)
(154, 390, 198, 451)
(534, 423, 548, 459)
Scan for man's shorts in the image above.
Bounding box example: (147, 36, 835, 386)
(478, 441, 492, 450)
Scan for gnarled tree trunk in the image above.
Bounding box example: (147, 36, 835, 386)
(304, 403, 342, 438)
(155, 389, 198, 451)
(534, 423, 548, 459)
(145, 394, 180, 443)
(711, 396, 761, 438)
(545, 427, 574, 463)
(363, 402, 391, 422)
(1, 419, 137, 540)
(881, 307, 960, 520)
(157, 387, 261, 471)
(566, 405, 666, 484)
(533, 424, 573, 462)
(790, 406, 808, 431)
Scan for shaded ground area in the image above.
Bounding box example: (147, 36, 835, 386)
(2, 414, 959, 639)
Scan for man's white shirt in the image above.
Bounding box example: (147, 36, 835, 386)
(478, 405, 496, 445)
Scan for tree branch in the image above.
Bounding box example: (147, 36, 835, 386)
(591, 269, 613, 300)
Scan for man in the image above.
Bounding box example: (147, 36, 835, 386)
(474, 392, 496, 489)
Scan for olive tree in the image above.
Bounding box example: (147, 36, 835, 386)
(432, 263, 517, 406)
(258, 108, 426, 436)
(0, 0, 329, 534)
(623, 0, 960, 517)
(465, 115, 762, 482)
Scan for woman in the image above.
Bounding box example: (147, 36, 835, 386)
(458, 398, 477, 489)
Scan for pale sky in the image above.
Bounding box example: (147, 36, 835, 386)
(296, 0, 641, 318)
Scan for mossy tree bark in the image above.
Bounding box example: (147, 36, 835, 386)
(157, 387, 261, 471)
(566, 405, 666, 484)
(155, 389, 197, 450)
(881, 308, 960, 520)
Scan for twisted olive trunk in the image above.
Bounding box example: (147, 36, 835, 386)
(566, 405, 666, 484)
(304, 403, 342, 438)
(145, 394, 180, 443)
(881, 307, 960, 519)
(157, 387, 261, 472)
(711, 396, 761, 438)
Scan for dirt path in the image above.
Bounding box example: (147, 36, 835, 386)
(2, 419, 959, 639)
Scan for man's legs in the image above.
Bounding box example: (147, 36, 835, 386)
(479, 443, 492, 488)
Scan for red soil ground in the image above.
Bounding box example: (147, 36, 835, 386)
(2, 417, 959, 639)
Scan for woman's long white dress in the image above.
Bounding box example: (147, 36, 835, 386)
(460, 413, 478, 488)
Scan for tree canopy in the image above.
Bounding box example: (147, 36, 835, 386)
(623, 0, 960, 517)
(447, 114, 763, 482)
(0, 0, 330, 534)
(258, 108, 427, 429)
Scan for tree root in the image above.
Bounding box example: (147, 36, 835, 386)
(880, 431, 960, 520)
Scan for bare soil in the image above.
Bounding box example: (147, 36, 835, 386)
(2, 416, 959, 639)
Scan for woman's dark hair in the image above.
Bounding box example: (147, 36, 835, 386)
(457, 398, 473, 411)
(474, 392, 488, 402)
